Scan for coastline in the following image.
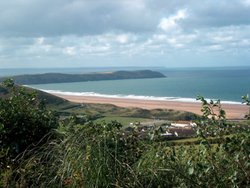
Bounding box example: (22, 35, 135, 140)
(51, 93, 249, 120)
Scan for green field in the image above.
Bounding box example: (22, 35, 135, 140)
(95, 116, 152, 126)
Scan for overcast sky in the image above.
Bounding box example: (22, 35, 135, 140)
(0, 0, 250, 68)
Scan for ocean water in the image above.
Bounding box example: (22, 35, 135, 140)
(18, 66, 250, 104)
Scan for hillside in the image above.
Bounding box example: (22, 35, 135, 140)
(0, 84, 68, 106)
(0, 83, 196, 122)
(0, 70, 166, 85)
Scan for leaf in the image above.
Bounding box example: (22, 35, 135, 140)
(188, 167, 194, 175)
(0, 123, 4, 131)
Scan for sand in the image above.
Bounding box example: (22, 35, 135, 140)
(53, 93, 249, 120)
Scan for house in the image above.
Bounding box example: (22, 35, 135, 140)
(171, 121, 197, 128)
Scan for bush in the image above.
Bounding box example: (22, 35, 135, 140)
(8, 120, 145, 187)
(133, 97, 250, 187)
(0, 79, 58, 169)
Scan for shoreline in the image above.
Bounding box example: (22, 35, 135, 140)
(40, 89, 242, 105)
(52, 93, 249, 120)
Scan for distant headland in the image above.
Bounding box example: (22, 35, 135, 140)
(0, 70, 166, 85)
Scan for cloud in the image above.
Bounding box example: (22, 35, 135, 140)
(158, 9, 188, 32)
(0, 0, 158, 37)
(185, 1, 250, 29)
(35, 37, 45, 45)
(116, 34, 137, 44)
(242, 0, 250, 6)
(0, 0, 250, 68)
(63, 47, 76, 56)
(116, 34, 130, 44)
(1, 0, 249, 37)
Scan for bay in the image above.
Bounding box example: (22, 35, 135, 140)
(25, 67, 250, 103)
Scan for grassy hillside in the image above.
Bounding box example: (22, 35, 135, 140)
(0, 70, 166, 85)
(0, 83, 197, 125)
(0, 84, 67, 106)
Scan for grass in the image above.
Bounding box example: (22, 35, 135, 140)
(168, 137, 198, 144)
(1, 84, 198, 124)
(95, 116, 152, 127)
(49, 102, 198, 126)
(2, 113, 250, 187)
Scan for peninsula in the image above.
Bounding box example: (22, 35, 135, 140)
(0, 70, 166, 85)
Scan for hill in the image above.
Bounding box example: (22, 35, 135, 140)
(0, 70, 166, 85)
(0, 84, 68, 106)
(0, 83, 196, 122)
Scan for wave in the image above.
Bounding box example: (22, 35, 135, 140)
(40, 89, 242, 105)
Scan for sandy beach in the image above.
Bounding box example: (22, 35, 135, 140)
(53, 93, 249, 120)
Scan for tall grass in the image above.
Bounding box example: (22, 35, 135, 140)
(7, 121, 145, 187)
(5, 121, 249, 188)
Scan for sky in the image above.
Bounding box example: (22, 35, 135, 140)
(0, 0, 250, 68)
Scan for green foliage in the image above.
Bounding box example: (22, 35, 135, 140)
(134, 97, 250, 187)
(1, 90, 250, 187)
(136, 138, 250, 187)
(196, 96, 228, 140)
(0, 79, 58, 169)
(8, 120, 144, 187)
(62, 103, 197, 122)
(242, 94, 250, 119)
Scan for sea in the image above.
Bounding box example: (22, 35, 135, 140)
(1, 66, 250, 104)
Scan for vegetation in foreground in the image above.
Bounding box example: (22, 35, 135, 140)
(0, 80, 250, 187)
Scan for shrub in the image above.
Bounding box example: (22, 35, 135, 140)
(134, 97, 250, 187)
(9, 120, 145, 187)
(0, 79, 58, 169)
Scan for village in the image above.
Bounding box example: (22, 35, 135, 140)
(125, 120, 197, 139)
